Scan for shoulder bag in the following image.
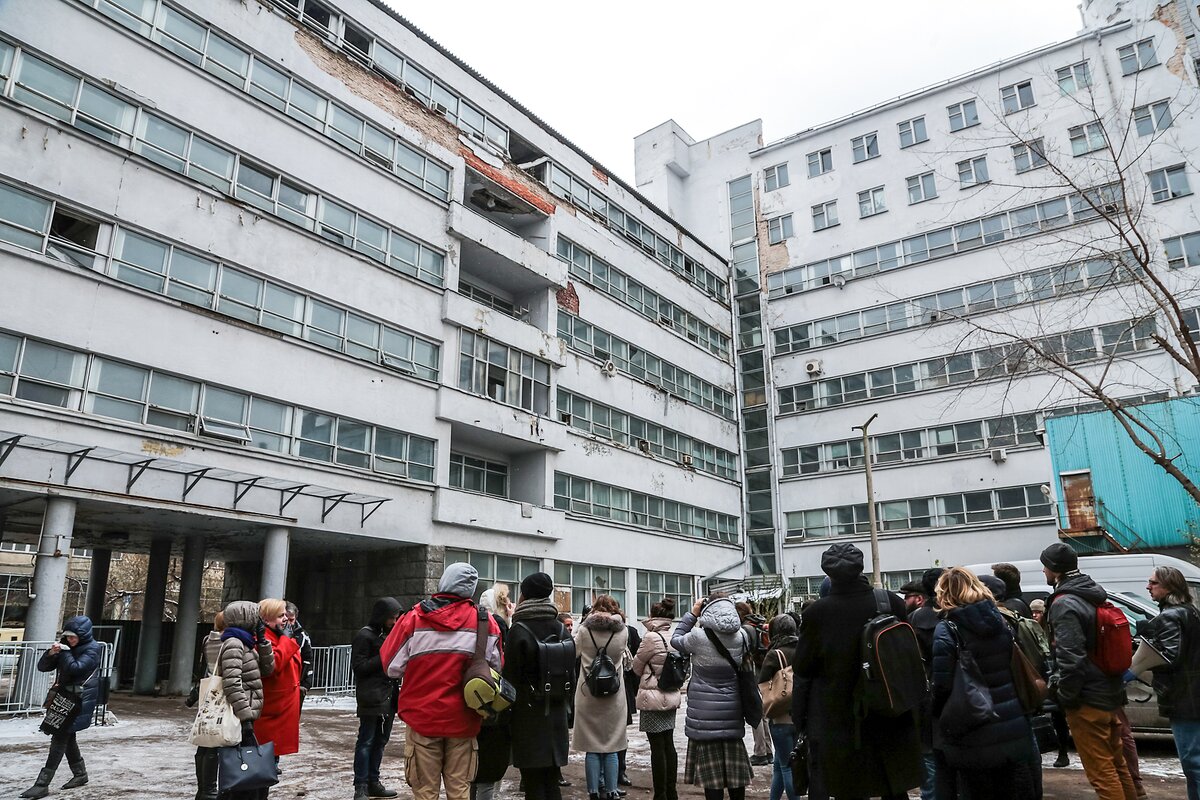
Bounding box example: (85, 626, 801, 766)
(758, 648, 793, 720)
(705, 627, 763, 728)
(939, 621, 998, 738)
(217, 736, 279, 793)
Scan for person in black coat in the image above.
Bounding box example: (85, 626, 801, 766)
(351, 597, 402, 800)
(794, 544, 923, 800)
(616, 622, 641, 788)
(504, 573, 572, 800)
(931, 568, 1034, 800)
(21, 615, 103, 799)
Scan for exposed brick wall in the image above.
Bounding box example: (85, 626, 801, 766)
(556, 282, 580, 314)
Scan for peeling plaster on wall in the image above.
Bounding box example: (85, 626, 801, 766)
(1154, 2, 1196, 82)
(753, 185, 790, 275)
(650, 470, 666, 494)
(591, 166, 610, 185)
(556, 282, 580, 313)
(459, 149, 558, 214)
(582, 440, 611, 456)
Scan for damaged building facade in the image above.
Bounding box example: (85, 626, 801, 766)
(635, 0, 1200, 595)
(0, 0, 740, 689)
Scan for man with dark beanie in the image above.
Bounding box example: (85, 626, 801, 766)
(351, 597, 403, 800)
(1042, 543, 1138, 800)
(794, 544, 922, 800)
(505, 572, 573, 800)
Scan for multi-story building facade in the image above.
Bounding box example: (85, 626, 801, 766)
(0, 0, 741, 689)
(636, 0, 1200, 597)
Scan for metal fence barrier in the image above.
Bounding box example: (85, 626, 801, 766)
(308, 644, 353, 700)
(0, 639, 114, 722)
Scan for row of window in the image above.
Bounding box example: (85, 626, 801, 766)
(556, 237, 730, 358)
(772, 254, 1136, 354)
(85, 0, 511, 153)
(0, 180, 443, 380)
(533, 161, 728, 303)
(77, 0, 452, 200)
(555, 561, 628, 616)
(785, 485, 1053, 540)
(556, 389, 738, 480)
(781, 412, 1040, 477)
(766, 185, 1121, 295)
(457, 331, 551, 415)
(777, 317, 1156, 414)
(553, 473, 739, 544)
(448, 452, 508, 498)
(458, 281, 529, 322)
(0, 38, 447, 287)
(779, 43, 1158, 184)
(556, 312, 735, 421)
(0, 331, 437, 480)
(793, 569, 932, 598)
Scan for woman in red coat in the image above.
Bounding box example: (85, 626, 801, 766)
(255, 598, 303, 759)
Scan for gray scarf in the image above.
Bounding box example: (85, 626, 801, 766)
(512, 597, 559, 622)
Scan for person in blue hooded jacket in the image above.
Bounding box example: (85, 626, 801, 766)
(21, 615, 104, 799)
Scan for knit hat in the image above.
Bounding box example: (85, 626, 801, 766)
(821, 543, 865, 581)
(1039, 543, 1078, 574)
(438, 562, 479, 598)
(1030, 598, 1046, 613)
(979, 574, 1007, 601)
(921, 568, 945, 598)
(519, 572, 554, 600)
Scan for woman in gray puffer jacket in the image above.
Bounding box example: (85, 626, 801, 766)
(672, 593, 751, 800)
(217, 600, 275, 800)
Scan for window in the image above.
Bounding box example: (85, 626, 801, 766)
(907, 172, 937, 204)
(1148, 165, 1191, 203)
(812, 201, 838, 231)
(898, 116, 927, 148)
(764, 163, 789, 191)
(1000, 80, 1036, 114)
(948, 99, 979, 131)
(1133, 100, 1172, 137)
(1012, 139, 1047, 173)
(807, 148, 833, 177)
(851, 132, 879, 163)
(1069, 121, 1106, 156)
(449, 453, 508, 498)
(445, 549, 541, 601)
(554, 474, 737, 544)
(637, 571, 693, 619)
(858, 186, 886, 218)
(458, 331, 550, 414)
(1056, 61, 1091, 94)
(553, 560, 626, 615)
(767, 214, 794, 244)
(957, 156, 990, 188)
(1118, 38, 1158, 75)
(0, 182, 52, 252)
(1165, 232, 1200, 270)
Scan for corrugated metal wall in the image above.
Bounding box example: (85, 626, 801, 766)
(1046, 398, 1200, 549)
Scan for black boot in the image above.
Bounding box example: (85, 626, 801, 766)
(20, 768, 54, 799)
(354, 784, 369, 800)
(195, 748, 218, 800)
(61, 758, 88, 789)
(368, 780, 398, 798)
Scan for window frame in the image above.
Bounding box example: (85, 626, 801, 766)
(811, 200, 839, 231)
(806, 148, 833, 178)
(897, 116, 927, 148)
(764, 163, 790, 192)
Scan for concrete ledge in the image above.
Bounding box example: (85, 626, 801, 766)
(448, 202, 567, 288)
(432, 486, 562, 539)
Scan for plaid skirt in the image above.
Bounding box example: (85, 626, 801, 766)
(684, 737, 752, 789)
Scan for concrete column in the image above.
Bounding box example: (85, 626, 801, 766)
(25, 498, 77, 643)
(166, 536, 206, 695)
(133, 538, 172, 695)
(260, 526, 290, 600)
(84, 547, 112, 623)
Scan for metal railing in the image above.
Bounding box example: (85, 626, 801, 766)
(0, 639, 114, 719)
(308, 644, 354, 700)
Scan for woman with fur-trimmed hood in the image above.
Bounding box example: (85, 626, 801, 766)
(573, 595, 629, 800)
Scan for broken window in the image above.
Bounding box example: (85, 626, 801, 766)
(807, 148, 833, 177)
(851, 132, 879, 163)
(342, 23, 372, 59)
(47, 208, 101, 268)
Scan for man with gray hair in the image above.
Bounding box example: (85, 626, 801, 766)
(284, 600, 314, 697)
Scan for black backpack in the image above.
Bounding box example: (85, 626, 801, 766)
(514, 621, 576, 712)
(856, 589, 928, 718)
(584, 629, 621, 697)
(652, 632, 689, 692)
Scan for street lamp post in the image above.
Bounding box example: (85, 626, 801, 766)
(853, 413, 881, 588)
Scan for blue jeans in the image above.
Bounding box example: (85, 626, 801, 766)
(920, 753, 935, 800)
(1174, 719, 1200, 800)
(768, 722, 797, 800)
(586, 752, 619, 797)
(353, 714, 394, 784)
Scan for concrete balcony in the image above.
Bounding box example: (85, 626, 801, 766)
(443, 291, 566, 366)
(431, 486, 562, 540)
(449, 202, 567, 291)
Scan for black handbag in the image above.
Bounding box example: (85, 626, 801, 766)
(704, 628, 763, 729)
(1031, 713, 1059, 754)
(40, 685, 84, 736)
(939, 622, 998, 738)
(217, 739, 279, 793)
(789, 737, 810, 796)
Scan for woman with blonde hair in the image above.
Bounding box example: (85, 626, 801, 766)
(931, 567, 1034, 799)
(255, 598, 303, 771)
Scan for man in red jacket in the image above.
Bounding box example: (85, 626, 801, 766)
(381, 562, 501, 800)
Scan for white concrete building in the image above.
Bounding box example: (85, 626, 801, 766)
(636, 0, 1200, 597)
(0, 0, 740, 687)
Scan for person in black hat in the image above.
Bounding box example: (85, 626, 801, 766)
(907, 568, 943, 800)
(504, 572, 573, 800)
(793, 544, 922, 800)
(1041, 543, 1138, 799)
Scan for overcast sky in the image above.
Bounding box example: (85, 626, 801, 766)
(386, 2, 1086, 183)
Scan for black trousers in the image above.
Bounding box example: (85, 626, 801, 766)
(195, 747, 219, 800)
(520, 767, 562, 800)
(44, 730, 81, 771)
(648, 730, 678, 800)
(703, 788, 745, 800)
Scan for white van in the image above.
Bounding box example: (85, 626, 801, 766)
(965, 552, 1200, 603)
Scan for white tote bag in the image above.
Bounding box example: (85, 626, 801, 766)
(189, 674, 242, 747)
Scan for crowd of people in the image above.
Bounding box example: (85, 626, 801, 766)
(15, 542, 1200, 800)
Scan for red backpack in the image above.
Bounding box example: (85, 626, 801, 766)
(1090, 601, 1133, 675)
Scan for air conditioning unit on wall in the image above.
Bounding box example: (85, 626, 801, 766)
(990, 448, 1008, 463)
(601, 359, 617, 377)
(804, 359, 823, 377)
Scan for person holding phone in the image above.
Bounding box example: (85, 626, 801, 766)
(20, 615, 103, 799)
